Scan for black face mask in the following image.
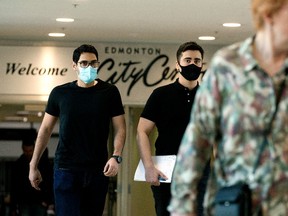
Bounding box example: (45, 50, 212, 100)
(179, 64, 202, 81)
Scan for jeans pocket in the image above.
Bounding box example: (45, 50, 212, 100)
(54, 168, 78, 192)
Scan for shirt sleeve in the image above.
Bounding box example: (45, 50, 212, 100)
(140, 89, 160, 122)
(110, 85, 125, 117)
(45, 87, 60, 117)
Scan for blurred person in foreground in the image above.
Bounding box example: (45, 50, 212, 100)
(168, 0, 288, 215)
(137, 41, 209, 216)
(29, 44, 126, 216)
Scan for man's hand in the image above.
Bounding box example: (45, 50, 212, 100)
(29, 167, 42, 190)
(103, 158, 119, 177)
(145, 166, 167, 186)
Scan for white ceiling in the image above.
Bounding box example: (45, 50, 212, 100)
(0, 0, 254, 46)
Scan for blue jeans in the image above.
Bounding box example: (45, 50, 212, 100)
(54, 168, 109, 216)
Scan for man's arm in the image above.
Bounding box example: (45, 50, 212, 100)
(111, 114, 126, 156)
(29, 112, 58, 190)
(136, 117, 166, 186)
(103, 114, 126, 177)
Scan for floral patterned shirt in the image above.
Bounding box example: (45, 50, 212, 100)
(168, 37, 288, 216)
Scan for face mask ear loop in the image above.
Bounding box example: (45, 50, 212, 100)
(73, 62, 79, 77)
(75, 70, 79, 77)
(176, 61, 182, 72)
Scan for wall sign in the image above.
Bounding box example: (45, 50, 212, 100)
(0, 43, 218, 104)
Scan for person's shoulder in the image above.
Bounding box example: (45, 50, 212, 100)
(214, 38, 248, 61)
(97, 79, 112, 87)
(153, 82, 175, 93)
(215, 42, 241, 57)
(57, 81, 76, 88)
(52, 81, 74, 90)
(145, 82, 175, 101)
(14, 155, 26, 166)
(96, 79, 119, 90)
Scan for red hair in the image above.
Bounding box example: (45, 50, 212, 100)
(252, 0, 288, 30)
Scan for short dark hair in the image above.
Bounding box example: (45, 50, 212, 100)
(72, 44, 99, 63)
(176, 41, 204, 62)
(22, 129, 37, 147)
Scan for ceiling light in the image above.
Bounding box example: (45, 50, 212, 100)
(25, 104, 45, 111)
(56, 18, 75, 23)
(198, 36, 215, 41)
(4, 116, 28, 122)
(223, 23, 241, 27)
(48, 33, 65, 37)
(16, 110, 43, 117)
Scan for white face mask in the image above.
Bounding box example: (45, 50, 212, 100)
(78, 66, 98, 84)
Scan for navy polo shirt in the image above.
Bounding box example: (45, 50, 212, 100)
(141, 79, 199, 155)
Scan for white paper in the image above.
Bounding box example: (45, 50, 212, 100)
(134, 155, 177, 183)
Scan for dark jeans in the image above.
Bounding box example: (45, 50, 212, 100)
(151, 161, 210, 216)
(151, 183, 171, 216)
(54, 168, 109, 216)
(18, 204, 46, 216)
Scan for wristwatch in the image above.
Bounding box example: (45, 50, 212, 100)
(112, 155, 122, 164)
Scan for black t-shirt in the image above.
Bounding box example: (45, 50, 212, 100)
(141, 79, 198, 155)
(46, 79, 124, 171)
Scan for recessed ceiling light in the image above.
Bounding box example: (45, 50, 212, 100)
(56, 18, 75, 23)
(223, 23, 241, 27)
(48, 33, 65, 37)
(198, 36, 215, 41)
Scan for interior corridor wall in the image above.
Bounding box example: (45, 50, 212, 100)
(0, 41, 224, 216)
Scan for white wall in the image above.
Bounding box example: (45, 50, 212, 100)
(0, 137, 58, 159)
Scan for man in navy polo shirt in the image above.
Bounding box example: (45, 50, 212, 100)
(137, 41, 209, 216)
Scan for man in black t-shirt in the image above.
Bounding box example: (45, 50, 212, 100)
(28, 44, 126, 216)
(137, 41, 209, 216)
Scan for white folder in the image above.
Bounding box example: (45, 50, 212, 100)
(134, 155, 177, 183)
